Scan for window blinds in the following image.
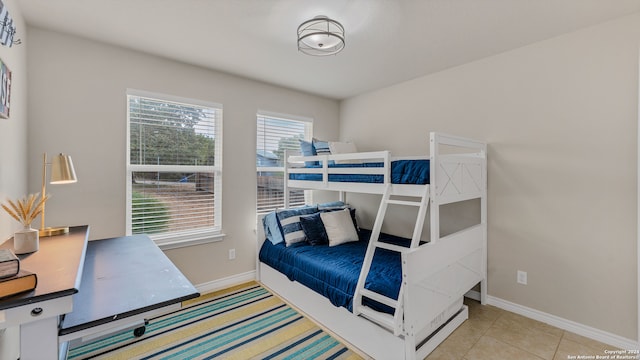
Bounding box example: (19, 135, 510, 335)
(256, 113, 311, 213)
(127, 92, 222, 236)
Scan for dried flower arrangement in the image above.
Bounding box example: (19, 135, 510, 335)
(1, 193, 49, 228)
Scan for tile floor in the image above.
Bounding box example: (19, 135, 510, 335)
(425, 299, 622, 360)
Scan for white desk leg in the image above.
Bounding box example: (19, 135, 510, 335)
(20, 316, 59, 360)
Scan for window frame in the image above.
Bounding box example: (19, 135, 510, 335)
(256, 111, 313, 214)
(126, 89, 224, 249)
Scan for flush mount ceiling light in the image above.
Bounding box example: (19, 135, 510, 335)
(297, 15, 345, 56)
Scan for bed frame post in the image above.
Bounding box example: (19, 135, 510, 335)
(480, 144, 488, 305)
(429, 133, 440, 244)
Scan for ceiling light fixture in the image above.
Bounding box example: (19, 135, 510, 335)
(297, 15, 345, 56)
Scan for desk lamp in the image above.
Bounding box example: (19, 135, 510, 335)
(40, 153, 77, 237)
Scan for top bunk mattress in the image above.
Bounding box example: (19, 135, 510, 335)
(288, 159, 430, 184)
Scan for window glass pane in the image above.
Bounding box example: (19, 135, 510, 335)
(129, 96, 217, 166)
(257, 117, 306, 167)
(127, 91, 222, 238)
(131, 171, 216, 234)
(256, 114, 310, 213)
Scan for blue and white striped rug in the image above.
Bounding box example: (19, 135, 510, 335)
(66, 282, 363, 360)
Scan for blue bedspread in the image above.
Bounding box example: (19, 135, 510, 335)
(288, 159, 430, 184)
(259, 229, 412, 314)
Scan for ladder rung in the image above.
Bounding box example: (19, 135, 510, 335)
(375, 242, 409, 253)
(387, 199, 422, 207)
(358, 306, 395, 330)
(360, 288, 398, 308)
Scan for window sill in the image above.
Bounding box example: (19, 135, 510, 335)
(152, 232, 225, 250)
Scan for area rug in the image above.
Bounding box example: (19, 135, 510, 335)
(66, 281, 363, 360)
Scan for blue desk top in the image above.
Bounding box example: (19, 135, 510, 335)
(59, 234, 199, 335)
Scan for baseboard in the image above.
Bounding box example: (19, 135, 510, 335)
(194, 270, 256, 295)
(487, 295, 638, 351)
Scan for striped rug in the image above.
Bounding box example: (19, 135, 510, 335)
(66, 282, 363, 360)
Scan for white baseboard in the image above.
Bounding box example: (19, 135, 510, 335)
(194, 270, 256, 295)
(486, 295, 638, 351)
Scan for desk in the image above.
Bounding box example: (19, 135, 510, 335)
(0, 227, 199, 360)
(0, 226, 88, 360)
(59, 235, 199, 341)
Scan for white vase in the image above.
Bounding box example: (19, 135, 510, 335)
(14, 227, 39, 254)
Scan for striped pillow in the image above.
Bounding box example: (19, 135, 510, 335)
(312, 138, 331, 155)
(312, 139, 334, 166)
(276, 206, 318, 246)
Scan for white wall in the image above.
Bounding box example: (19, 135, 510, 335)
(0, 0, 27, 358)
(340, 13, 639, 341)
(26, 27, 340, 285)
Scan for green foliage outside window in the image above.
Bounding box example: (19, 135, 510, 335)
(129, 98, 216, 166)
(132, 191, 169, 234)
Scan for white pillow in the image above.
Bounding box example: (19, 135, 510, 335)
(320, 209, 359, 246)
(329, 141, 360, 164)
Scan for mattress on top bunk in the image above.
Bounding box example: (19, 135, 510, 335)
(259, 229, 412, 315)
(288, 159, 430, 184)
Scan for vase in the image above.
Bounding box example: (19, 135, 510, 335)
(14, 227, 39, 254)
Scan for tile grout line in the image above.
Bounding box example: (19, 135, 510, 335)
(460, 307, 504, 360)
(552, 331, 568, 359)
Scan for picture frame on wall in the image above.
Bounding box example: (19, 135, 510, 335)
(0, 58, 10, 119)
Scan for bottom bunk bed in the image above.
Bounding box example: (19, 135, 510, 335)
(256, 208, 485, 360)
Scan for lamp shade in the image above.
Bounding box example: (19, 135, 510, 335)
(50, 153, 77, 184)
(297, 16, 345, 56)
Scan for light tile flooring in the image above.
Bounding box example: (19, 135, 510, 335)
(425, 299, 621, 360)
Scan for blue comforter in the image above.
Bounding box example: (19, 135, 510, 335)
(259, 229, 412, 314)
(288, 159, 430, 184)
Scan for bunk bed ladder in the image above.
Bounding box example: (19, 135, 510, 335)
(352, 183, 430, 335)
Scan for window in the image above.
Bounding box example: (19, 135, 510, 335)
(127, 90, 223, 246)
(256, 112, 312, 213)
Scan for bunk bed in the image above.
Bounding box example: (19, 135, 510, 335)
(256, 132, 487, 360)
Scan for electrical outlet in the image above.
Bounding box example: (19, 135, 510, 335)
(228, 248, 236, 260)
(517, 270, 527, 285)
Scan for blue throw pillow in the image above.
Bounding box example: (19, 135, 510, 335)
(312, 138, 335, 166)
(299, 139, 319, 166)
(263, 212, 284, 245)
(299, 213, 328, 245)
(318, 201, 347, 210)
(276, 206, 319, 246)
(313, 138, 331, 155)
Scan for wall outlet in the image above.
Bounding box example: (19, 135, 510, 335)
(517, 270, 527, 285)
(228, 248, 236, 260)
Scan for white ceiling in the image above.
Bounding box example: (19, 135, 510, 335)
(18, 0, 640, 100)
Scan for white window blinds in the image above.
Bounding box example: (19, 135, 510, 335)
(127, 90, 222, 239)
(256, 113, 311, 213)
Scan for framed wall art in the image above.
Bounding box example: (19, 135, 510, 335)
(0, 0, 18, 47)
(0, 58, 10, 119)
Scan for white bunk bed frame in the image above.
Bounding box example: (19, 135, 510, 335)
(256, 132, 487, 360)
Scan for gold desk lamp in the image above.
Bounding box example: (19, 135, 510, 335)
(40, 153, 77, 237)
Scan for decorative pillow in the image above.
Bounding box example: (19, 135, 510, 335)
(299, 213, 328, 246)
(276, 206, 319, 246)
(329, 141, 361, 164)
(298, 139, 318, 166)
(317, 201, 347, 210)
(262, 211, 284, 245)
(320, 208, 359, 246)
(319, 203, 358, 231)
(312, 138, 331, 155)
(312, 138, 335, 166)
